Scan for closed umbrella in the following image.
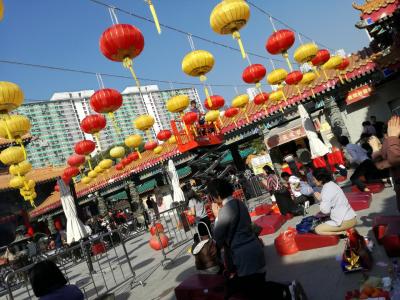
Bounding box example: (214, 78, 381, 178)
(58, 179, 91, 244)
(298, 104, 330, 158)
(167, 160, 186, 203)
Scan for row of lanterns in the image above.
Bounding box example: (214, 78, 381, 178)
(0, 82, 37, 207)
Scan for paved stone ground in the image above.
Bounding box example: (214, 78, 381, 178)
(3, 184, 397, 300)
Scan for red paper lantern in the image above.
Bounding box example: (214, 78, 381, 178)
(80, 114, 106, 135)
(121, 157, 131, 166)
(54, 184, 60, 192)
(311, 49, 330, 66)
(144, 140, 158, 151)
(242, 64, 267, 85)
(150, 223, 164, 235)
(182, 112, 198, 125)
(266, 30, 295, 55)
(67, 154, 85, 167)
(224, 107, 240, 118)
(128, 152, 139, 161)
(285, 71, 303, 85)
(99, 24, 145, 62)
(61, 174, 71, 184)
(90, 88, 123, 114)
(149, 233, 169, 251)
(74, 140, 96, 156)
(204, 95, 225, 110)
(157, 130, 172, 142)
(254, 93, 269, 106)
(63, 166, 80, 178)
(115, 163, 124, 171)
(337, 57, 350, 70)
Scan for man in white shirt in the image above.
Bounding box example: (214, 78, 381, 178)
(339, 136, 381, 192)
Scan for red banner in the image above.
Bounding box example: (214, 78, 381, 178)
(346, 84, 373, 105)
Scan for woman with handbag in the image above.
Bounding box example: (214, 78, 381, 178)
(208, 178, 307, 300)
(260, 165, 304, 216)
(312, 168, 357, 236)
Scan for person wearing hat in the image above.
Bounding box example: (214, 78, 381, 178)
(288, 175, 315, 209)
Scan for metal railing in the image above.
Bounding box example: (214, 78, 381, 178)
(2, 224, 146, 300)
(151, 204, 196, 266)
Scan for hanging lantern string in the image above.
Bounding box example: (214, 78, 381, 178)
(269, 16, 277, 32)
(108, 6, 119, 25)
(297, 32, 304, 45)
(246, 54, 252, 67)
(187, 34, 195, 51)
(96, 73, 105, 89)
(234, 86, 239, 96)
(208, 85, 214, 97)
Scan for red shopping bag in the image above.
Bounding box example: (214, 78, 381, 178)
(274, 227, 299, 256)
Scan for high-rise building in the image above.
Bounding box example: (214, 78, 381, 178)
(16, 85, 202, 168)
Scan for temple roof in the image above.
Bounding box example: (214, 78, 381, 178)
(353, 0, 396, 14)
(28, 46, 400, 218)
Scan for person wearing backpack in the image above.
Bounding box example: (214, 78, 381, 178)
(208, 178, 307, 300)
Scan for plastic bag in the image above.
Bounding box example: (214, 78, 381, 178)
(274, 228, 298, 256)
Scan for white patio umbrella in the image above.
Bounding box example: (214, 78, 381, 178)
(167, 159, 186, 203)
(58, 179, 91, 244)
(298, 104, 330, 159)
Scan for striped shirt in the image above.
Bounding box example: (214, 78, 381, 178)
(259, 174, 283, 192)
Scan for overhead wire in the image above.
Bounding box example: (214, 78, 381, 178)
(0, 59, 251, 88)
(246, 1, 334, 51)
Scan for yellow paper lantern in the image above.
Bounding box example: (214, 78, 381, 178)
(20, 189, 34, 198)
(88, 170, 98, 179)
(322, 56, 343, 70)
(205, 110, 220, 123)
(9, 160, 32, 176)
(210, 0, 250, 59)
(99, 159, 113, 170)
(168, 136, 177, 144)
(109, 146, 125, 159)
(0, 115, 31, 140)
(94, 166, 104, 173)
(270, 90, 285, 104)
(267, 69, 288, 86)
(182, 50, 214, 80)
(301, 72, 317, 85)
(0, 147, 25, 165)
(232, 94, 249, 109)
(134, 115, 155, 131)
(293, 43, 319, 64)
(153, 145, 163, 155)
(125, 134, 143, 148)
(81, 176, 92, 184)
(9, 176, 25, 189)
(0, 82, 24, 113)
(166, 95, 190, 114)
(0, 0, 3, 21)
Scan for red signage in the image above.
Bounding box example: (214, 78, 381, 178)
(346, 84, 373, 105)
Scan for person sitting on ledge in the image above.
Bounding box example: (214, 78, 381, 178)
(313, 168, 357, 236)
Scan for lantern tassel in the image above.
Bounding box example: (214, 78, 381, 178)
(201, 81, 213, 108)
(337, 71, 344, 84)
(16, 139, 27, 160)
(86, 156, 93, 171)
(147, 0, 161, 34)
(145, 130, 152, 142)
(108, 112, 121, 134)
(283, 52, 293, 72)
(232, 31, 246, 59)
(136, 149, 142, 159)
(312, 66, 320, 77)
(296, 86, 302, 98)
(30, 200, 36, 208)
(311, 88, 315, 98)
(322, 69, 328, 80)
(123, 57, 141, 88)
(93, 133, 102, 152)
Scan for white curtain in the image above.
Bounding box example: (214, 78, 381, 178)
(58, 179, 91, 244)
(298, 104, 330, 159)
(167, 160, 186, 203)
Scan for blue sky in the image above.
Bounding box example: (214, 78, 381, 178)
(0, 0, 368, 104)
